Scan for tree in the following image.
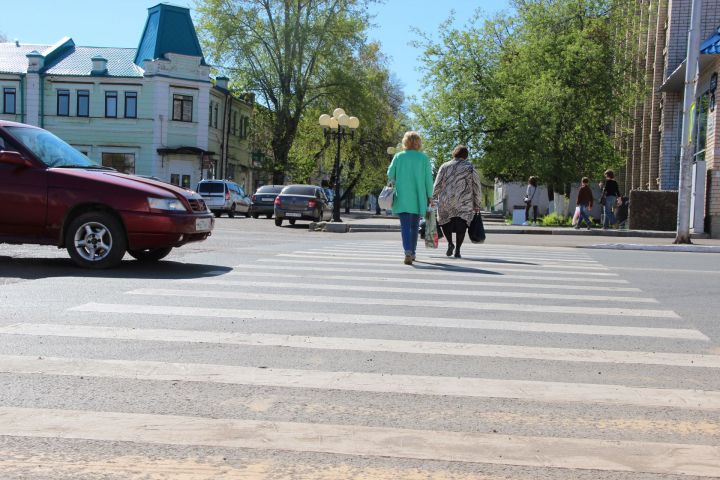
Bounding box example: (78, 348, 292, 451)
(197, 0, 372, 184)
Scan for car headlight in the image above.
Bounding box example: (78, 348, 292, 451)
(148, 197, 188, 212)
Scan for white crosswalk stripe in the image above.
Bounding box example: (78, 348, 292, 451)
(3, 240, 716, 478)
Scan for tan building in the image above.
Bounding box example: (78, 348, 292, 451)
(620, 0, 720, 236)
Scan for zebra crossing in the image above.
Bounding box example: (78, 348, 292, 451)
(1, 239, 719, 478)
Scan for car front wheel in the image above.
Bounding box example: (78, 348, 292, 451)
(252, 213, 259, 219)
(128, 247, 173, 262)
(266, 213, 272, 219)
(65, 212, 127, 269)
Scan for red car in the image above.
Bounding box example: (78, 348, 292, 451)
(0, 121, 214, 268)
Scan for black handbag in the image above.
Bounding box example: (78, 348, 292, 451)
(469, 213, 486, 244)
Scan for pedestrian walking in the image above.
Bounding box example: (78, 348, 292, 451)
(574, 177, 594, 230)
(432, 145, 482, 259)
(600, 169, 621, 229)
(387, 131, 434, 265)
(523, 176, 538, 225)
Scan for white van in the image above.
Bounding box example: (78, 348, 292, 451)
(196, 180, 251, 218)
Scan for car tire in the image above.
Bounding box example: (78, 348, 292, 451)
(228, 204, 236, 218)
(244, 212, 251, 218)
(128, 247, 173, 262)
(252, 214, 259, 219)
(213, 211, 222, 218)
(275, 217, 283, 227)
(289, 219, 296, 225)
(266, 213, 273, 219)
(65, 211, 127, 269)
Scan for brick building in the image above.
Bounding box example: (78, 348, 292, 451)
(620, 0, 720, 236)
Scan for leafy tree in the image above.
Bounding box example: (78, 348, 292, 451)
(196, 0, 372, 184)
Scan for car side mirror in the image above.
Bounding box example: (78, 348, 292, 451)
(0, 151, 31, 168)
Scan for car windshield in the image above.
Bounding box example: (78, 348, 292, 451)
(257, 185, 284, 194)
(5, 126, 101, 168)
(282, 185, 317, 196)
(197, 182, 225, 194)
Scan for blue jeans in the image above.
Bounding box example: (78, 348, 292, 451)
(398, 213, 420, 256)
(603, 196, 616, 228)
(578, 204, 593, 227)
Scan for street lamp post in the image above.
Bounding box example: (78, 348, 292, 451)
(319, 108, 360, 222)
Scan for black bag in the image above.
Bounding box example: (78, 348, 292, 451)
(469, 213, 486, 244)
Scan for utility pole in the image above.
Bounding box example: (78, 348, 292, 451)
(675, 0, 703, 244)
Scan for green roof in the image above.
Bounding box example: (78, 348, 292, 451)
(134, 3, 206, 66)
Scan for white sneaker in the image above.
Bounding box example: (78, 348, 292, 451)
(522, 221, 529, 226)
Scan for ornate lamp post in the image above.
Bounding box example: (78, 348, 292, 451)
(319, 108, 359, 222)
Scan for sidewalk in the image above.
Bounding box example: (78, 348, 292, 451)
(335, 211, 710, 240)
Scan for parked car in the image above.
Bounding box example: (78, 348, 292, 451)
(274, 184, 332, 226)
(249, 185, 284, 219)
(196, 179, 251, 218)
(0, 121, 213, 268)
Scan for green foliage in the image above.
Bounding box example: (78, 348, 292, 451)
(413, 0, 639, 192)
(540, 212, 572, 227)
(196, 0, 372, 183)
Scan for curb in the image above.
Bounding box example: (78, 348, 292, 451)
(581, 243, 720, 253)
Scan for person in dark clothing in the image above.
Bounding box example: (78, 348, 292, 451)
(601, 170, 621, 229)
(575, 177, 594, 230)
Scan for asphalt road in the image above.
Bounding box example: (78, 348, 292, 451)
(0, 217, 719, 479)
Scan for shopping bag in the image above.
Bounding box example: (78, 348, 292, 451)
(572, 206, 581, 226)
(425, 210, 439, 249)
(378, 184, 395, 210)
(469, 213, 486, 244)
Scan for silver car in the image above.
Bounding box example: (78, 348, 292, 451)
(196, 180, 251, 218)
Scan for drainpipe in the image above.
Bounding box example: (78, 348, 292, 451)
(223, 93, 232, 180)
(19, 74, 26, 124)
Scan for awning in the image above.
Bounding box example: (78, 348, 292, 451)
(660, 54, 717, 92)
(157, 146, 215, 156)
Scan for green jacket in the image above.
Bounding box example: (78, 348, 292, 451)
(387, 150, 434, 216)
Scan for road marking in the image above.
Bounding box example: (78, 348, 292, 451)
(69, 303, 709, 340)
(221, 269, 642, 292)
(284, 252, 610, 270)
(1, 355, 719, 409)
(186, 279, 655, 304)
(260, 258, 620, 277)
(2, 323, 716, 368)
(307, 248, 602, 264)
(316, 245, 600, 259)
(1, 407, 718, 476)
(237, 263, 631, 284)
(127, 288, 680, 318)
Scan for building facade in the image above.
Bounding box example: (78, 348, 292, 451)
(620, 0, 720, 236)
(0, 3, 257, 193)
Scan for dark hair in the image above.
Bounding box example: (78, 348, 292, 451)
(581, 177, 589, 184)
(528, 176, 538, 187)
(604, 169, 615, 179)
(452, 145, 469, 159)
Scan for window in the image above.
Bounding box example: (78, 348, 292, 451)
(105, 91, 118, 118)
(181, 175, 191, 188)
(172, 94, 193, 122)
(213, 103, 218, 128)
(57, 90, 70, 116)
(101, 152, 135, 174)
(77, 90, 89, 117)
(208, 103, 213, 126)
(3, 88, 16, 114)
(124, 92, 137, 118)
(170, 174, 180, 186)
(233, 111, 238, 135)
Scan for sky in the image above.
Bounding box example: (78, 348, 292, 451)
(1, 0, 510, 98)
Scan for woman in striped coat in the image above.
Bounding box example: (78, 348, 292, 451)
(432, 145, 482, 258)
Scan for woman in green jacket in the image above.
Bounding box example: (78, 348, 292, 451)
(387, 131, 434, 265)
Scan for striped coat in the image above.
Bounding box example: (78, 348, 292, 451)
(432, 158, 482, 226)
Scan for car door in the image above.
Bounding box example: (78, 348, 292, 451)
(0, 132, 48, 237)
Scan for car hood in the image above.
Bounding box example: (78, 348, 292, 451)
(48, 168, 198, 199)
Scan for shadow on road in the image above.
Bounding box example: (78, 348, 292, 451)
(0, 256, 232, 281)
(426, 256, 535, 266)
(410, 261, 504, 275)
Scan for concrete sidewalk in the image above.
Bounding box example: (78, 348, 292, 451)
(334, 212, 710, 239)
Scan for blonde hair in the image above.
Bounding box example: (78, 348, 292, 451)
(402, 131, 422, 151)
